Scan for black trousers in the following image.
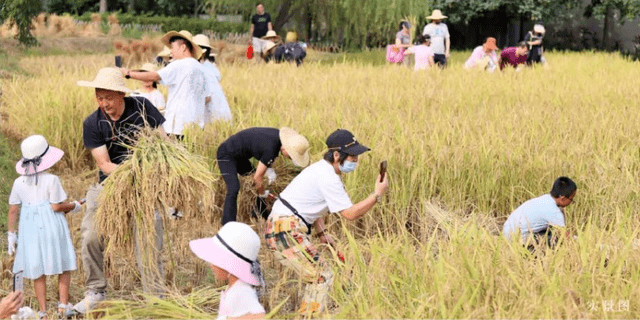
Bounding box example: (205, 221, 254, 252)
(433, 54, 447, 68)
(217, 147, 254, 225)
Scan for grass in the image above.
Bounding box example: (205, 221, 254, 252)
(0, 133, 19, 232)
(1, 48, 640, 317)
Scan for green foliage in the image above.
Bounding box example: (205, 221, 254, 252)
(0, 0, 41, 46)
(0, 134, 19, 233)
(74, 12, 249, 34)
(584, 0, 640, 21)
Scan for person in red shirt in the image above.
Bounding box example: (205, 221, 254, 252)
(498, 41, 529, 70)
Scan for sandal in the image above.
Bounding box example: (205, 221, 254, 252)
(57, 302, 73, 316)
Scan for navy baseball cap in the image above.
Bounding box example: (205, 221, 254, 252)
(326, 129, 370, 156)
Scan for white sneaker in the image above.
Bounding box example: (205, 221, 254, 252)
(68, 291, 105, 316)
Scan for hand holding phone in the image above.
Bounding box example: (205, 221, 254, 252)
(13, 271, 23, 292)
(379, 161, 387, 182)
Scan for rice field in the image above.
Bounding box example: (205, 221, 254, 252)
(1, 49, 640, 318)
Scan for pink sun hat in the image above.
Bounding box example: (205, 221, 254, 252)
(15, 135, 64, 175)
(189, 222, 263, 286)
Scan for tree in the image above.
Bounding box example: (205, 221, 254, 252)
(584, 0, 640, 50)
(99, 0, 107, 13)
(0, 0, 41, 46)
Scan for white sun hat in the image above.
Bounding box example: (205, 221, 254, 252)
(15, 135, 64, 175)
(427, 9, 448, 20)
(77, 67, 131, 93)
(189, 222, 263, 286)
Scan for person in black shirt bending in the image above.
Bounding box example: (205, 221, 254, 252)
(250, 2, 273, 56)
(217, 127, 310, 224)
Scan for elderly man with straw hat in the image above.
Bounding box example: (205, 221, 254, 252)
(193, 34, 232, 123)
(71, 67, 167, 316)
(120, 30, 211, 139)
(216, 127, 310, 225)
(422, 9, 450, 68)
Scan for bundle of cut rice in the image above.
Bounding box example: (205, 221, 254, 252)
(96, 128, 218, 269)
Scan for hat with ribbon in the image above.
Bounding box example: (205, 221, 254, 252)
(15, 135, 64, 180)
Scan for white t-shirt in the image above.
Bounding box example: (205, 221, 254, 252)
(216, 280, 265, 320)
(271, 160, 353, 225)
(503, 194, 566, 241)
(202, 61, 232, 122)
(405, 45, 434, 71)
(205, 60, 222, 82)
(422, 23, 450, 54)
(131, 89, 166, 114)
(9, 173, 67, 206)
(157, 57, 210, 135)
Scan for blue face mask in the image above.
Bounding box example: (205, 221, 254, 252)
(339, 160, 357, 173)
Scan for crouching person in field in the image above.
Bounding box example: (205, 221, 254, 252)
(264, 129, 389, 317)
(503, 177, 577, 251)
(71, 68, 167, 316)
(190, 222, 265, 320)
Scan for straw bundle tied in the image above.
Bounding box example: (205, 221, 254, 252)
(96, 128, 218, 263)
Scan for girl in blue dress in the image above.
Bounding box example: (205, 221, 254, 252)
(7, 135, 83, 319)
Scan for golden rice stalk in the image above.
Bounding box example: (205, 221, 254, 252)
(96, 128, 219, 264)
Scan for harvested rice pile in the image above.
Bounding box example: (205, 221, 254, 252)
(96, 128, 218, 262)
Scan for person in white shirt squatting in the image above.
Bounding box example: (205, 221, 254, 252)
(264, 129, 389, 316)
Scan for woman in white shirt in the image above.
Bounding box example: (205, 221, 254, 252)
(264, 129, 389, 317)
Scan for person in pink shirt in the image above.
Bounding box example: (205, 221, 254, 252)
(403, 34, 435, 71)
(498, 42, 529, 70)
(464, 37, 499, 71)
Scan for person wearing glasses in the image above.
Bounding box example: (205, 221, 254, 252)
(502, 177, 577, 250)
(264, 129, 389, 317)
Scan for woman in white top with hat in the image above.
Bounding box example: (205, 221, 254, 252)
(264, 129, 389, 316)
(193, 34, 232, 123)
(190, 222, 265, 320)
(7, 135, 83, 319)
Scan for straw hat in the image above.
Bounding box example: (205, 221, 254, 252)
(77, 67, 131, 93)
(15, 135, 64, 175)
(279, 127, 310, 167)
(533, 24, 546, 34)
(134, 62, 158, 73)
(160, 30, 203, 60)
(285, 31, 298, 43)
(189, 222, 263, 286)
(192, 34, 212, 49)
(263, 40, 277, 53)
(261, 30, 282, 42)
(157, 46, 171, 58)
(427, 9, 448, 20)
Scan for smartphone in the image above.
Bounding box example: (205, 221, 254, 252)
(13, 271, 23, 292)
(80, 198, 86, 205)
(115, 55, 122, 67)
(379, 161, 387, 182)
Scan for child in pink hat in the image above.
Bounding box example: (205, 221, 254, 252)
(8, 135, 84, 318)
(190, 222, 265, 319)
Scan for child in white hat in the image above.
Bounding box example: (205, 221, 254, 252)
(7, 135, 84, 319)
(131, 63, 167, 115)
(190, 222, 265, 320)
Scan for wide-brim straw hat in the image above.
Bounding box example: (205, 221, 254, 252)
(160, 30, 203, 60)
(189, 222, 262, 286)
(534, 24, 546, 34)
(193, 34, 211, 49)
(77, 67, 131, 93)
(261, 30, 282, 42)
(427, 9, 448, 20)
(263, 40, 277, 53)
(134, 62, 158, 73)
(279, 127, 310, 167)
(15, 135, 64, 175)
(157, 46, 171, 58)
